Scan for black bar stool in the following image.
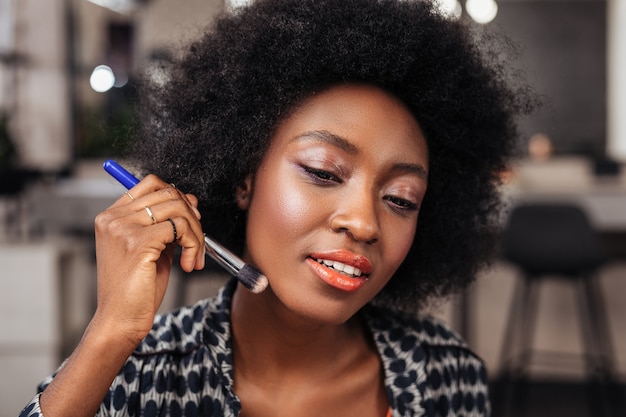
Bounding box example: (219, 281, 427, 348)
(495, 203, 619, 417)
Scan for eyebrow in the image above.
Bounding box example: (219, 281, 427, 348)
(292, 130, 358, 154)
(292, 130, 428, 180)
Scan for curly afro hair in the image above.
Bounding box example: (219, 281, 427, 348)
(130, 0, 533, 312)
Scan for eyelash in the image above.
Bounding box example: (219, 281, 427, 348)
(303, 166, 341, 184)
(302, 165, 419, 213)
(384, 196, 419, 213)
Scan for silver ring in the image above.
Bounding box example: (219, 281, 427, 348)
(144, 206, 157, 224)
(167, 217, 177, 242)
(125, 191, 135, 201)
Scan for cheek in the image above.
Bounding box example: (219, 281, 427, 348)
(246, 173, 318, 254)
(382, 219, 417, 275)
(262, 192, 308, 234)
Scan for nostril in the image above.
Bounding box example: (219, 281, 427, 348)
(340, 228, 378, 245)
(330, 211, 380, 243)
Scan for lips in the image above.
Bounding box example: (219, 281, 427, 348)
(307, 250, 373, 292)
(315, 258, 364, 277)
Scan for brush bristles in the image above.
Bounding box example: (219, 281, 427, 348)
(236, 264, 269, 294)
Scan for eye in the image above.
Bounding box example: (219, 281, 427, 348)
(384, 195, 419, 213)
(302, 166, 342, 184)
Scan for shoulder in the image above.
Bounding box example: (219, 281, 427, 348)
(366, 305, 468, 350)
(365, 306, 490, 416)
(367, 307, 486, 374)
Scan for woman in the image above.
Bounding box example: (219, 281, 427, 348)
(20, 0, 531, 416)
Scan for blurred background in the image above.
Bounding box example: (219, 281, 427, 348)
(0, 0, 624, 415)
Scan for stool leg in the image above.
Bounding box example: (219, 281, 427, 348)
(498, 276, 525, 373)
(585, 276, 625, 415)
(581, 274, 621, 417)
(583, 275, 615, 380)
(576, 274, 618, 417)
(514, 277, 540, 377)
(495, 275, 525, 417)
(496, 274, 540, 417)
(511, 277, 540, 417)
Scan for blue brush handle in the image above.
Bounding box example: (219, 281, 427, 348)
(103, 159, 140, 189)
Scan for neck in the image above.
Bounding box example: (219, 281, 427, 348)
(230, 282, 373, 380)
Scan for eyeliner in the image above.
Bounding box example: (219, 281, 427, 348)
(103, 159, 269, 294)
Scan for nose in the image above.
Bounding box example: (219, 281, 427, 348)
(329, 191, 380, 244)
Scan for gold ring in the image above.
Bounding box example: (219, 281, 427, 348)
(144, 206, 157, 224)
(125, 191, 135, 201)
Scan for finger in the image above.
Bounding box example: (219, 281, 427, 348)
(166, 217, 178, 244)
(109, 175, 203, 223)
(157, 193, 204, 269)
(124, 190, 136, 202)
(122, 206, 204, 270)
(143, 205, 158, 225)
(128, 183, 201, 222)
(108, 184, 142, 209)
(166, 189, 202, 221)
(110, 183, 200, 233)
(135, 196, 204, 243)
(182, 193, 201, 220)
(160, 216, 205, 272)
(185, 193, 199, 207)
(108, 175, 173, 209)
(116, 212, 203, 272)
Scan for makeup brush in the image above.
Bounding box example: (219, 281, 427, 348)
(103, 159, 269, 294)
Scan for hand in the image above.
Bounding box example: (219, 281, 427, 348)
(92, 175, 206, 346)
(38, 175, 206, 417)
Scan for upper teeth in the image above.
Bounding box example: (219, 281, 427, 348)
(317, 259, 362, 277)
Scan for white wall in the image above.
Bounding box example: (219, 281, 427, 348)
(13, 0, 71, 171)
(0, 0, 16, 113)
(607, 0, 626, 161)
(1, 244, 63, 416)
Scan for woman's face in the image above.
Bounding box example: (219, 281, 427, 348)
(240, 84, 428, 323)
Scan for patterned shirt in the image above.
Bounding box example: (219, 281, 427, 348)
(19, 279, 490, 416)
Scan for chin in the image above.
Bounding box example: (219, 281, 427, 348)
(280, 287, 371, 325)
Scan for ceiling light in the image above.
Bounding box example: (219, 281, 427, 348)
(465, 0, 498, 24)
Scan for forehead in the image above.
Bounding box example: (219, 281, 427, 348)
(271, 83, 428, 163)
(291, 84, 417, 122)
